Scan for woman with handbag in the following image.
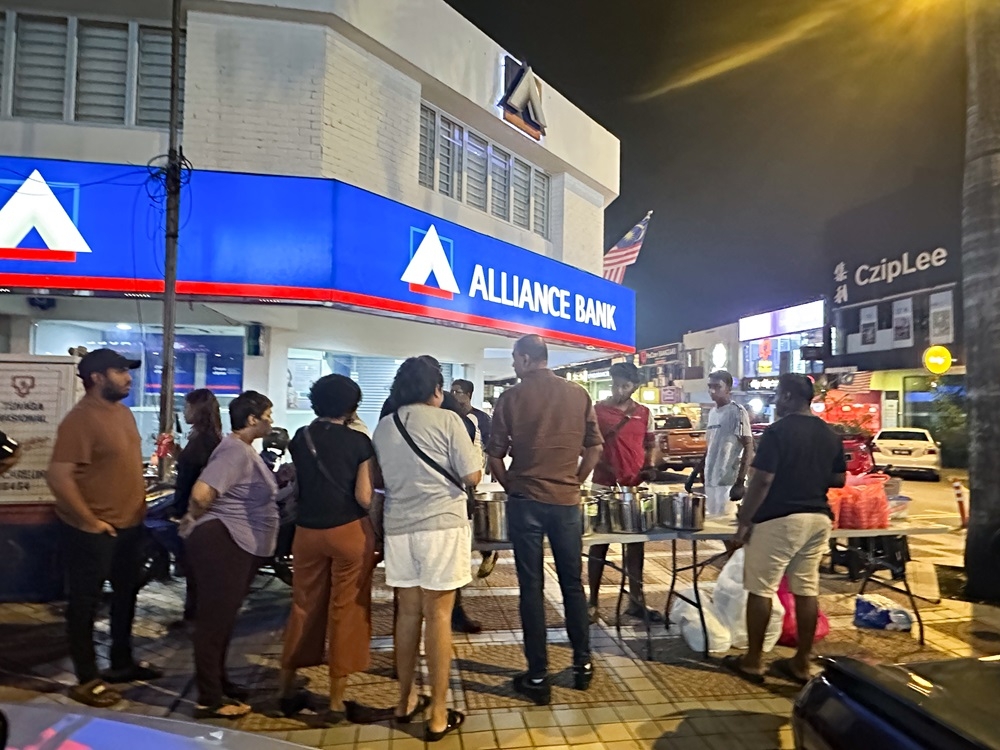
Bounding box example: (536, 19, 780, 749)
(278, 375, 379, 724)
(372, 357, 482, 742)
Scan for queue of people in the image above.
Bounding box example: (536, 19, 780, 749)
(43, 337, 845, 730)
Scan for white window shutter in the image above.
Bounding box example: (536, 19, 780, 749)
(418, 105, 436, 189)
(75, 21, 128, 123)
(532, 171, 550, 239)
(512, 159, 532, 229)
(0, 14, 6, 107)
(465, 133, 489, 212)
(137, 25, 183, 128)
(490, 146, 511, 221)
(438, 117, 463, 199)
(13, 16, 68, 120)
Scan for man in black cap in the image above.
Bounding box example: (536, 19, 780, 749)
(47, 349, 162, 707)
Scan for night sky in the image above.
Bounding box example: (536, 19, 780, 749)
(443, 0, 967, 349)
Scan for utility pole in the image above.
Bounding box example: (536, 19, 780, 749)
(158, 0, 183, 476)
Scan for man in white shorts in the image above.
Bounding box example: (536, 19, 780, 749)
(689, 370, 753, 517)
(723, 373, 846, 686)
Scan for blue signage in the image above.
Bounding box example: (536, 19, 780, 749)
(0, 156, 635, 351)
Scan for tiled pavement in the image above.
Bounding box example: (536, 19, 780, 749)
(1, 526, 994, 750)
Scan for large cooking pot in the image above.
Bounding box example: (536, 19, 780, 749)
(473, 491, 508, 542)
(606, 486, 656, 534)
(656, 490, 706, 531)
(580, 489, 611, 536)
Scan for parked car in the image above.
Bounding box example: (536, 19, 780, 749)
(792, 656, 997, 750)
(872, 428, 941, 481)
(654, 414, 707, 471)
(752, 423, 874, 475)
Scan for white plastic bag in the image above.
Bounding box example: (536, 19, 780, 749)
(669, 585, 731, 653)
(711, 549, 785, 651)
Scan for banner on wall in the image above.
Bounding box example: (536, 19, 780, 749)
(929, 290, 955, 345)
(860, 306, 878, 347)
(891, 298, 914, 349)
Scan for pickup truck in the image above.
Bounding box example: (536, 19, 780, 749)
(654, 415, 707, 471)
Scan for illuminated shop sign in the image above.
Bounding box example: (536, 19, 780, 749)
(738, 300, 825, 342)
(0, 156, 635, 351)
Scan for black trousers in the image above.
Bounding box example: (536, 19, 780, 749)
(186, 519, 263, 706)
(61, 522, 145, 684)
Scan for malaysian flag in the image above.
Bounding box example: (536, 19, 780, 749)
(837, 371, 873, 393)
(603, 211, 653, 284)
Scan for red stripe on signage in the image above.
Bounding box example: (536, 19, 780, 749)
(0, 249, 77, 262)
(0, 273, 633, 353)
(408, 282, 454, 300)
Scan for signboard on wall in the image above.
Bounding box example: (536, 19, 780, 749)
(738, 301, 825, 342)
(0, 358, 76, 504)
(0, 156, 635, 353)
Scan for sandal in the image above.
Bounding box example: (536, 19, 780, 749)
(772, 658, 810, 686)
(194, 698, 252, 720)
(394, 694, 430, 724)
(720, 654, 765, 686)
(344, 701, 389, 725)
(68, 679, 122, 708)
(426, 709, 465, 742)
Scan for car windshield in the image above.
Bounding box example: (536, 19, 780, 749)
(655, 416, 692, 430)
(879, 430, 930, 442)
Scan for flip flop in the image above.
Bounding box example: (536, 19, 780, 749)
(394, 694, 431, 724)
(68, 679, 123, 708)
(720, 654, 765, 685)
(426, 709, 465, 743)
(193, 698, 252, 720)
(772, 658, 810, 686)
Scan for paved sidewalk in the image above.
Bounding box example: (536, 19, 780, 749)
(1, 529, 993, 750)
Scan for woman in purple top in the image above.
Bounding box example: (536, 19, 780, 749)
(180, 391, 278, 719)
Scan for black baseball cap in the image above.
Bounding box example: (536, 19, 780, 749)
(78, 348, 141, 380)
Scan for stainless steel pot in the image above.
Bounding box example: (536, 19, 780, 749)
(473, 491, 508, 542)
(656, 490, 706, 531)
(580, 490, 611, 536)
(606, 486, 656, 534)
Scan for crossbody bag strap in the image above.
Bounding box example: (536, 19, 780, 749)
(392, 411, 464, 491)
(302, 421, 341, 488)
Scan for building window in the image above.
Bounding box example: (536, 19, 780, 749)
(13, 15, 69, 120)
(75, 21, 129, 124)
(1, 9, 184, 129)
(419, 102, 551, 238)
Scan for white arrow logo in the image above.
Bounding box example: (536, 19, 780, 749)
(400, 224, 460, 299)
(0, 169, 92, 261)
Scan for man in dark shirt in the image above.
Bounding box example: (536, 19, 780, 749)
(487, 335, 603, 705)
(724, 373, 847, 686)
(450, 379, 491, 448)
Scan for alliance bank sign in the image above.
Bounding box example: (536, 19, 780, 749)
(401, 225, 619, 332)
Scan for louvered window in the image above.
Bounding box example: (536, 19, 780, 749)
(137, 26, 183, 127)
(532, 171, 550, 239)
(75, 21, 128, 123)
(512, 160, 532, 229)
(418, 105, 436, 188)
(490, 146, 511, 221)
(0, 15, 6, 106)
(465, 133, 489, 212)
(13, 16, 68, 120)
(438, 117, 463, 199)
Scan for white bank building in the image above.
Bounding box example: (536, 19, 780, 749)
(0, 0, 632, 455)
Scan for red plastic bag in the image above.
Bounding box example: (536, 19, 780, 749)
(776, 577, 830, 647)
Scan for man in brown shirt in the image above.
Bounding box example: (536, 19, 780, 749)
(48, 349, 161, 707)
(487, 335, 603, 705)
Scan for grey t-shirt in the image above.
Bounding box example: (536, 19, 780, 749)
(373, 403, 481, 536)
(705, 402, 751, 488)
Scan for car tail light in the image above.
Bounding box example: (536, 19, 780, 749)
(927, 448, 938, 455)
(872, 443, 881, 453)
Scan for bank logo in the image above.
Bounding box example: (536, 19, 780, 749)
(499, 56, 547, 141)
(401, 224, 460, 300)
(0, 169, 92, 262)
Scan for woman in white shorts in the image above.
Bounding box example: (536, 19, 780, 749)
(372, 357, 482, 743)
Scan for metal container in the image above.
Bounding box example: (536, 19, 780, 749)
(656, 490, 706, 531)
(581, 491, 611, 536)
(473, 491, 508, 542)
(607, 486, 656, 534)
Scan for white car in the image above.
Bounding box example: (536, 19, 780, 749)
(873, 428, 941, 481)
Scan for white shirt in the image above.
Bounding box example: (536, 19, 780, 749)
(705, 401, 751, 488)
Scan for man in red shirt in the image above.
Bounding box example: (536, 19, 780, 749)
(587, 362, 660, 622)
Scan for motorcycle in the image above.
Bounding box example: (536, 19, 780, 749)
(139, 427, 298, 589)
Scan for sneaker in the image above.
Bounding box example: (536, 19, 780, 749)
(573, 662, 594, 691)
(512, 673, 551, 706)
(477, 551, 499, 578)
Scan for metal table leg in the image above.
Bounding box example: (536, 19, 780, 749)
(857, 534, 925, 645)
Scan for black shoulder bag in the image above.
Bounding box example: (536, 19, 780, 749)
(392, 411, 476, 518)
